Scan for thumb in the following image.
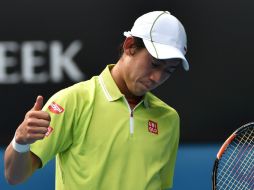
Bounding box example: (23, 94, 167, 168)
(32, 95, 44, 111)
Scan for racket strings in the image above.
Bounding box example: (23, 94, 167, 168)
(222, 129, 254, 190)
(217, 129, 253, 187)
(218, 149, 254, 190)
(230, 143, 254, 190)
(216, 126, 254, 190)
(231, 130, 254, 190)
(235, 137, 254, 190)
(227, 133, 254, 190)
(218, 147, 254, 189)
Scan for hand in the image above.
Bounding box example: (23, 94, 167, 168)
(15, 96, 51, 145)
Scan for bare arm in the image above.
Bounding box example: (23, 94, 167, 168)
(4, 96, 51, 185)
(4, 144, 41, 185)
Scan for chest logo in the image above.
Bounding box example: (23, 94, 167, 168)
(148, 120, 158, 135)
(48, 101, 64, 114)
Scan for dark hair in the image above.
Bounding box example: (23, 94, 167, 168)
(118, 37, 145, 58)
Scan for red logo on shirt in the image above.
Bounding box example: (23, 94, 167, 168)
(148, 120, 158, 135)
(48, 102, 64, 114)
(45, 126, 53, 137)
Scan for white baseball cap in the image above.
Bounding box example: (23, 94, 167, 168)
(124, 11, 189, 71)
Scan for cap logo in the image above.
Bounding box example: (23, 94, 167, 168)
(48, 101, 64, 114)
(148, 120, 158, 135)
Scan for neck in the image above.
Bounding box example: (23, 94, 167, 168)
(126, 96, 142, 109)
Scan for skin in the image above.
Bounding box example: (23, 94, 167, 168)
(111, 37, 181, 106)
(4, 36, 181, 185)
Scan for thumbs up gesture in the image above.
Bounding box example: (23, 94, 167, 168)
(15, 96, 51, 145)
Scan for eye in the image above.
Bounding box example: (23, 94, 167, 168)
(165, 66, 177, 74)
(151, 60, 160, 67)
(165, 70, 173, 74)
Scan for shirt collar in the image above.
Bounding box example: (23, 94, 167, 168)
(98, 64, 124, 102)
(143, 93, 150, 108)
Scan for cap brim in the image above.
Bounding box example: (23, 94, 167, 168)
(143, 39, 189, 71)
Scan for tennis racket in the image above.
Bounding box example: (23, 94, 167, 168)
(212, 122, 254, 190)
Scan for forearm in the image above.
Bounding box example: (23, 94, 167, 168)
(4, 143, 37, 185)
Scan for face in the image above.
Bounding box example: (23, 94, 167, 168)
(123, 48, 181, 96)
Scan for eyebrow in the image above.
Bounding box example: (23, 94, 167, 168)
(152, 58, 181, 71)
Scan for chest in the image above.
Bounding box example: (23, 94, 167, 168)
(81, 100, 173, 162)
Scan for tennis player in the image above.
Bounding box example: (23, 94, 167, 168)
(4, 11, 189, 190)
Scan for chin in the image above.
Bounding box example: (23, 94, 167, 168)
(128, 84, 148, 97)
(132, 90, 147, 97)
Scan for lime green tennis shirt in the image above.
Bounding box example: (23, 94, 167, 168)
(30, 65, 180, 190)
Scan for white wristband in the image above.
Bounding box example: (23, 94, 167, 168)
(12, 136, 30, 153)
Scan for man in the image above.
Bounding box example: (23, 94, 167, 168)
(4, 11, 189, 189)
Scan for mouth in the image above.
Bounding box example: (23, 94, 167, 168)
(140, 81, 152, 90)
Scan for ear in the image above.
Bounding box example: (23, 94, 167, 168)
(123, 37, 135, 56)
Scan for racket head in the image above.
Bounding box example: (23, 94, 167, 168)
(212, 122, 254, 190)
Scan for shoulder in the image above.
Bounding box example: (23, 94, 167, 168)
(43, 77, 98, 113)
(52, 77, 98, 99)
(146, 93, 180, 143)
(146, 92, 179, 116)
(146, 92, 180, 126)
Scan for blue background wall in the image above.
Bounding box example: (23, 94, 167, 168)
(0, 144, 219, 189)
